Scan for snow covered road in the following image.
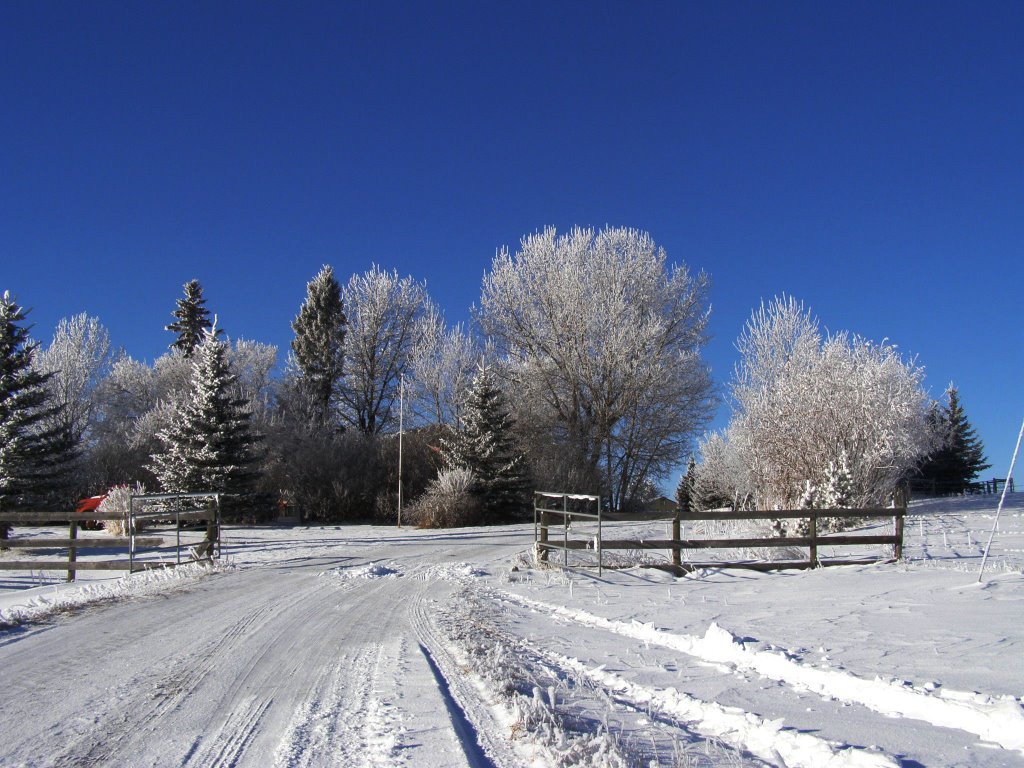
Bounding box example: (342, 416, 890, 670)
(0, 528, 524, 768)
(1, 499, 1022, 767)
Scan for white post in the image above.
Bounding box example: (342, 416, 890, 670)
(397, 373, 404, 528)
(978, 417, 1024, 582)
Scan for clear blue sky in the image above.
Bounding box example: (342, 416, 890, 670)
(2, 2, 1021, 478)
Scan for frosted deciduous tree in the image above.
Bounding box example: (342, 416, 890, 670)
(35, 313, 118, 449)
(477, 226, 714, 510)
(711, 296, 931, 509)
(440, 361, 527, 519)
(90, 351, 193, 488)
(407, 307, 479, 426)
(291, 266, 346, 423)
(228, 339, 278, 418)
(0, 293, 74, 530)
(149, 327, 259, 498)
(166, 279, 219, 357)
(339, 265, 434, 434)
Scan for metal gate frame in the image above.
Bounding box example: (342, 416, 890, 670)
(128, 492, 222, 571)
(533, 491, 602, 575)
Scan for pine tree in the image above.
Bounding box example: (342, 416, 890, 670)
(149, 327, 259, 505)
(917, 386, 990, 494)
(166, 279, 219, 357)
(440, 362, 527, 520)
(291, 265, 347, 422)
(675, 456, 696, 514)
(0, 293, 75, 536)
(820, 450, 853, 532)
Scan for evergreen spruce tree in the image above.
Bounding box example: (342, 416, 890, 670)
(0, 293, 75, 537)
(675, 456, 696, 514)
(820, 450, 853, 532)
(166, 279, 219, 357)
(917, 385, 990, 494)
(291, 265, 347, 422)
(440, 362, 527, 520)
(149, 326, 259, 507)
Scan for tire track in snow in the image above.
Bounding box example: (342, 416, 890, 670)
(491, 586, 1024, 755)
(409, 595, 525, 768)
(540, 650, 895, 768)
(187, 695, 273, 768)
(273, 582, 410, 768)
(44, 599, 282, 766)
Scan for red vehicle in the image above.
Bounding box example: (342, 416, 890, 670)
(75, 495, 107, 529)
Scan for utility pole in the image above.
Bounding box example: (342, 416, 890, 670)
(397, 373, 404, 528)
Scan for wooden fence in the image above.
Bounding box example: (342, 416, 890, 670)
(0, 495, 220, 583)
(534, 492, 905, 575)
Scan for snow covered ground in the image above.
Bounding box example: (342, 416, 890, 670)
(0, 494, 1021, 767)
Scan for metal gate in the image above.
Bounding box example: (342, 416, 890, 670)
(533, 491, 602, 575)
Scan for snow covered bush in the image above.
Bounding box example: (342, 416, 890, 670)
(99, 483, 145, 536)
(405, 467, 481, 528)
(701, 297, 932, 510)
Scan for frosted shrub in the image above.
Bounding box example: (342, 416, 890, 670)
(99, 484, 145, 536)
(405, 468, 481, 528)
(703, 297, 931, 510)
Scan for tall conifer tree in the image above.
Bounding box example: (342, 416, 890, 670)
(0, 293, 75, 535)
(441, 362, 527, 519)
(291, 265, 347, 422)
(150, 326, 259, 502)
(918, 386, 989, 494)
(166, 279, 219, 357)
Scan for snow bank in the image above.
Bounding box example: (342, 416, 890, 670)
(500, 589, 1024, 753)
(326, 563, 403, 580)
(0, 561, 229, 628)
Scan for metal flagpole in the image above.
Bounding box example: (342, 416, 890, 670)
(978, 417, 1024, 582)
(397, 373, 404, 528)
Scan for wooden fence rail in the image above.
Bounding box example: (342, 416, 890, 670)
(534, 495, 905, 574)
(0, 499, 219, 582)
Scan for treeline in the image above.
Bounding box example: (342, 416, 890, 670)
(2, 230, 988, 531)
(1, 226, 717, 526)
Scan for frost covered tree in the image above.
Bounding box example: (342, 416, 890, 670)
(477, 226, 714, 510)
(0, 293, 75, 533)
(227, 339, 278, 415)
(440, 362, 527, 519)
(339, 266, 434, 434)
(675, 456, 697, 514)
(406, 308, 479, 427)
(820, 449, 854, 532)
(916, 385, 990, 494)
(291, 265, 346, 423)
(149, 327, 259, 500)
(90, 350, 192, 488)
(166, 279, 219, 357)
(35, 313, 118, 450)
(707, 296, 932, 509)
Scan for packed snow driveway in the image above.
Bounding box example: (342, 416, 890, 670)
(1, 503, 1022, 767)
(0, 527, 531, 768)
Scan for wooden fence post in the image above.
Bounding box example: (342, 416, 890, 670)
(67, 520, 77, 582)
(894, 509, 905, 560)
(538, 511, 549, 563)
(672, 514, 681, 569)
(808, 512, 818, 568)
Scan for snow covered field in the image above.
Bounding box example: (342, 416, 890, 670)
(0, 495, 1021, 767)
